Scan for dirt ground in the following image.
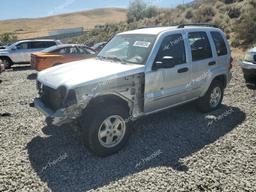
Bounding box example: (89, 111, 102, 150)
(0, 52, 255, 191)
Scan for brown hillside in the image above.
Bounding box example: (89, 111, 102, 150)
(0, 8, 127, 39)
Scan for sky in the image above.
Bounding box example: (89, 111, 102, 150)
(0, 0, 193, 20)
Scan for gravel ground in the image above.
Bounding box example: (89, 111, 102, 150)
(0, 60, 255, 192)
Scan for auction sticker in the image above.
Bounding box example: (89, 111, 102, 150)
(133, 41, 151, 48)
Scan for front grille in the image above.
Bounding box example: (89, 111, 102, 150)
(41, 85, 62, 111)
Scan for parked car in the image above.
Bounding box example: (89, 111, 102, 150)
(91, 42, 107, 53)
(34, 24, 232, 156)
(31, 44, 96, 71)
(0, 39, 61, 68)
(240, 48, 256, 89)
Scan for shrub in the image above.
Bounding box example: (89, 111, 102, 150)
(232, 0, 256, 45)
(0, 33, 17, 44)
(127, 0, 159, 23)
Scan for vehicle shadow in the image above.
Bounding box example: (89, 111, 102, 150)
(27, 73, 37, 80)
(12, 65, 31, 71)
(26, 104, 246, 192)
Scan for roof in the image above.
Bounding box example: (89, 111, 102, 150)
(119, 25, 220, 35)
(17, 39, 58, 43)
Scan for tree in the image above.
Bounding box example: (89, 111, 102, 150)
(127, 0, 147, 23)
(127, 0, 158, 23)
(232, 0, 256, 45)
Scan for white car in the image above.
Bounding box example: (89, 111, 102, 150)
(0, 39, 61, 68)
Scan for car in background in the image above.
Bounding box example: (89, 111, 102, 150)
(0, 39, 61, 68)
(91, 42, 107, 53)
(240, 48, 256, 89)
(31, 44, 96, 71)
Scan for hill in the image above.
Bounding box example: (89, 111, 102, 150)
(72, 0, 256, 48)
(0, 8, 127, 39)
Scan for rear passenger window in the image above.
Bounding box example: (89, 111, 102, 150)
(210, 31, 228, 56)
(31, 42, 45, 49)
(188, 32, 212, 61)
(31, 41, 56, 49)
(156, 34, 186, 65)
(44, 41, 56, 48)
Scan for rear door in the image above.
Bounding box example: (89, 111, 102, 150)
(186, 31, 215, 96)
(29, 41, 57, 59)
(210, 31, 230, 70)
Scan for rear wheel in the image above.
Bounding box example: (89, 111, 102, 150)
(197, 80, 224, 113)
(80, 103, 130, 157)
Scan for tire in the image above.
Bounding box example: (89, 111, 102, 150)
(197, 80, 224, 113)
(79, 102, 130, 157)
(1, 58, 12, 69)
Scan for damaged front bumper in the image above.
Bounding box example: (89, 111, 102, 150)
(34, 98, 76, 126)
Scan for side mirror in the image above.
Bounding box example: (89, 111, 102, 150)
(11, 46, 17, 50)
(152, 56, 175, 70)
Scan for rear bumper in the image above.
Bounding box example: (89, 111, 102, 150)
(34, 98, 70, 126)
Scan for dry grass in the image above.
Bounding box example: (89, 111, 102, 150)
(0, 8, 127, 39)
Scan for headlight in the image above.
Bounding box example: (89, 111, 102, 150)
(57, 86, 67, 98)
(64, 89, 77, 107)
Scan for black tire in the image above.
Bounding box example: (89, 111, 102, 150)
(197, 80, 224, 113)
(79, 102, 130, 157)
(1, 58, 12, 69)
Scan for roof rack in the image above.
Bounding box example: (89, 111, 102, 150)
(177, 24, 219, 28)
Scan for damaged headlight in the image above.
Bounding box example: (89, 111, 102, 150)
(63, 89, 77, 108)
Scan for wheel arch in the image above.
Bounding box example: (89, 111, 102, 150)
(0, 56, 13, 63)
(212, 74, 227, 88)
(200, 73, 227, 97)
(80, 94, 132, 120)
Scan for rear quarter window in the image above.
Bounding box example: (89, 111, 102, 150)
(210, 31, 228, 56)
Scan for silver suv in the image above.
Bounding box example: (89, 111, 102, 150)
(34, 24, 232, 156)
(0, 39, 61, 68)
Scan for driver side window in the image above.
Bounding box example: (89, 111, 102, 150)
(155, 34, 186, 65)
(16, 42, 30, 50)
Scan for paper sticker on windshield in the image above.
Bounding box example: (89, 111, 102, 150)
(133, 41, 151, 48)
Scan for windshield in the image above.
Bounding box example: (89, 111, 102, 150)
(98, 34, 156, 65)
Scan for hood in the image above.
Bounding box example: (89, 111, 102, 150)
(37, 58, 145, 89)
(0, 48, 9, 54)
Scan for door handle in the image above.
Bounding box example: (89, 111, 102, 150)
(208, 61, 216, 66)
(178, 67, 189, 73)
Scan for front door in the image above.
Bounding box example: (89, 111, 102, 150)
(10, 42, 31, 63)
(144, 33, 191, 113)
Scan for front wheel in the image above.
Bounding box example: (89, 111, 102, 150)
(1, 58, 12, 69)
(80, 103, 130, 157)
(197, 80, 224, 113)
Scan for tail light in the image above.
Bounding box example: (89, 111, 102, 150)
(229, 56, 233, 70)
